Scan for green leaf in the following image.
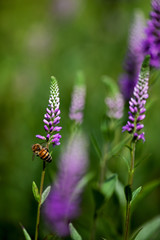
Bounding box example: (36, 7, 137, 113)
(107, 135, 132, 160)
(131, 186, 142, 204)
(102, 75, 118, 95)
(132, 179, 160, 210)
(20, 224, 32, 240)
(133, 216, 160, 240)
(90, 133, 102, 161)
(124, 185, 132, 203)
(32, 181, 40, 203)
(130, 228, 143, 240)
(92, 187, 105, 212)
(101, 174, 118, 199)
(72, 172, 94, 198)
(41, 185, 51, 205)
(69, 223, 82, 240)
(115, 179, 126, 207)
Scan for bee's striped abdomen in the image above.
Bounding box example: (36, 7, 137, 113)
(39, 148, 52, 163)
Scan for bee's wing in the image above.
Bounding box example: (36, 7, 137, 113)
(32, 153, 36, 161)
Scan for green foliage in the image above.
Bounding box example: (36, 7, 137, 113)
(131, 186, 142, 204)
(92, 187, 105, 213)
(73, 172, 94, 197)
(90, 133, 102, 161)
(133, 216, 160, 240)
(102, 75, 119, 96)
(41, 186, 51, 205)
(101, 174, 118, 199)
(1, 1, 160, 239)
(32, 181, 40, 203)
(132, 179, 160, 210)
(20, 224, 32, 240)
(107, 135, 132, 160)
(69, 223, 82, 240)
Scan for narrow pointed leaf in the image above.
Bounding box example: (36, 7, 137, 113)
(131, 186, 142, 204)
(69, 223, 82, 240)
(90, 133, 102, 160)
(107, 135, 131, 160)
(92, 187, 105, 212)
(72, 172, 94, 198)
(101, 174, 118, 199)
(130, 228, 143, 240)
(32, 181, 40, 203)
(20, 224, 32, 240)
(132, 179, 160, 210)
(41, 186, 51, 205)
(134, 216, 160, 240)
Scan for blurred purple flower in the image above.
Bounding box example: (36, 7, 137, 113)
(36, 76, 62, 147)
(142, 0, 160, 68)
(105, 93, 124, 119)
(69, 72, 86, 124)
(44, 134, 88, 236)
(119, 11, 145, 100)
(122, 56, 150, 142)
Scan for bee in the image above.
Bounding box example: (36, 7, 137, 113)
(32, 143, 52, 163)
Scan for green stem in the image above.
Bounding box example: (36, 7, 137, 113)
(90, 215, 97, 240)
(99, 154, 107, 188)
(35, 161, 46, 240)
(124, 141, 136, 240)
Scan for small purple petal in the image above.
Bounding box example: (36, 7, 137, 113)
(137, 114, 145, 121)
(129, 115, 135, 122)
(36, 135, 46, 140)
(53, 116, 61, 124)
(138, 132, 145, 142)
(43, 119, 49, 125)
(46, 134, 50, 140)
(49, 121, 53, 127)
(54, 126, 62, 132)
(139, 108, 146, 114)
(44, 113, 51, 120)
(136, 123, 144, 131)
(50, 126, 54, 132)
(129, 106, 135, 113)
(46, 108, 51, 114)
(55, 108, 59, 113)
(44, 125, 49, 132)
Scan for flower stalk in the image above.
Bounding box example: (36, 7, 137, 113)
(33, 76, 62, 240)
(35, 161, 46, 240)
(124, 141, 135, 240)
(122, 56, 150, 240)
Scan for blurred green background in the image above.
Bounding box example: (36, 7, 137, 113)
(0, 0, 160, 239)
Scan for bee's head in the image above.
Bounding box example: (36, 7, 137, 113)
(32, 143, 42, 152)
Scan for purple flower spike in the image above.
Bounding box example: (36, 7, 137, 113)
(122, 56, 150, 142)
(69, 71, 86, 124)
(44, 133, 88, 237)
(143, 0, 160, 68)
(36, 76, 62, 147)
(119, 11, 145, 100)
